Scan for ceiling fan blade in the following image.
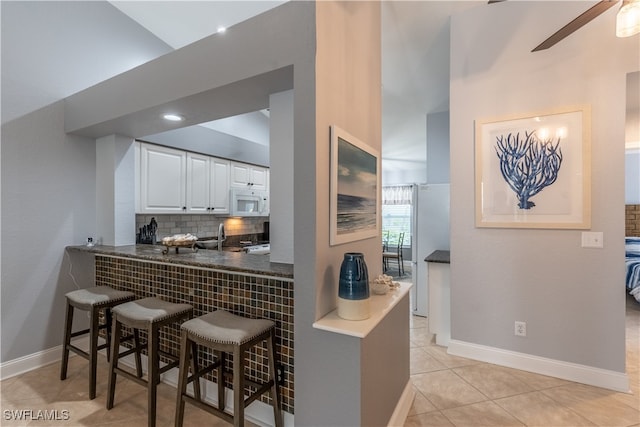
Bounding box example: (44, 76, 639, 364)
(532, 0, 619, 52)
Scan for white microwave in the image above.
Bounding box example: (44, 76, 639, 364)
(230, 188, 268, 217)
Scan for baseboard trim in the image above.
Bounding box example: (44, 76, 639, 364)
(0, 336, 90, 381)
(447, 339, 630, 393)
(387, 379, 415, 427)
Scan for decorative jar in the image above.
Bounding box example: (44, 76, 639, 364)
(337, 252, 370, 320)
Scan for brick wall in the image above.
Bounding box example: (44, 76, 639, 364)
(626, 205, 640, 237)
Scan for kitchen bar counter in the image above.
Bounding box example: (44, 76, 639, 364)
(67, 244, 293, 279)
(65, 243, 295, 415)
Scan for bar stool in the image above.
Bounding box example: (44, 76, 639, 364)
(175, 310, 283, 427)
(106, 297, 193, 427)
(60, 286, 136, 399)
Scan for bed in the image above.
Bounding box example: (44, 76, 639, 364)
(626, 237, 640, 302)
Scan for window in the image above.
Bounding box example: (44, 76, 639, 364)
(382, 185, 413, 247)
(382, 204, 412, 247)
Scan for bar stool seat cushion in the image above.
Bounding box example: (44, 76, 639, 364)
(112, 297, 193, 329)
(66, 286, 135, 310)
(181, 310, 274, 346)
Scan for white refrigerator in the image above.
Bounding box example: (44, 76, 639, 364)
(411, 183, 450, 316)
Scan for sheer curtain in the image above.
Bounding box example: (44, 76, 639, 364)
(382, 184, 413, 205)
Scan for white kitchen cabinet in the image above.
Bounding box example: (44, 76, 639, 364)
(137, 143, 260, 215)
(230, 162, 267, 191)
(139, 143, 186, 213)
(186, 153, 210, 214)
(209, 158, 230, 214)
(186, 154, 230, 214)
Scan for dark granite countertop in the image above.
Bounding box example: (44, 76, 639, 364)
(66, 244, 294, 279)
(424, 250, 450, 264)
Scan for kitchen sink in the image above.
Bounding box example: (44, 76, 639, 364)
(194, 239, 222, 250)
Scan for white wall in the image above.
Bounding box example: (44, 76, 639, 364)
(382, 162, 426, 186)
(96, 134, 136, 246)
(449, 0, 638, 386)
(1, 101, 96, 361)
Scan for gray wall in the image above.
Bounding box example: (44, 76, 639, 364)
(450, 1, 638, 373)
(1, 1, 171, 125)
(426, 111, 450, 184)
(1, 102, 97, 361)
(269, 90, 294, 264)
(141, 125, 269, 167)
(1, 0, 169, 362)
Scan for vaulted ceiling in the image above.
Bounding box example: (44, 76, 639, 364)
(5, 1, 631, 178)
(2, 1, 483, 175)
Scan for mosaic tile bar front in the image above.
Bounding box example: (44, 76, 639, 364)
(95, 255, 295, 414)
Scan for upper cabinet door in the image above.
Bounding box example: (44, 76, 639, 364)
(210, 158, 230, 214)
(186, 153, 210, 214)
(230, 162, 251, 187)
(139, 144, 186, 213)
(250, 166, 267, 191)
(230, 162, 267, 191)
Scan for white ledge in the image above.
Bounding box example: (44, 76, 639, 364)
(312, 282, 413, 338)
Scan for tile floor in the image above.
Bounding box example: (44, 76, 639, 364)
(404, 294, 640, 427)
(1, 295, 638, 427)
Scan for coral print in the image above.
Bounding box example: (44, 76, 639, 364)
(495, 130, 563, 210)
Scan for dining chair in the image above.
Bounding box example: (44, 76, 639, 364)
(382, 232, 404, 276)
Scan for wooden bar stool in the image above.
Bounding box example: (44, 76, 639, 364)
(175, 310, 283, 427)
(60, 286, 135, 399)
(106, 297, 193, 427)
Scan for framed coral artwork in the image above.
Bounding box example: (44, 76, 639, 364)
(475, 105, 591, 229)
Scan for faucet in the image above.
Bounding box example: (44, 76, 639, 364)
(217, 222, 226, 251)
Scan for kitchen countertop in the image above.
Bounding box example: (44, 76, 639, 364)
(66, 244, 293, 279)
(425, 250, 450, 264)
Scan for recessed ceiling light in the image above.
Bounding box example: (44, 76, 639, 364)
(163, 114, 184, 122)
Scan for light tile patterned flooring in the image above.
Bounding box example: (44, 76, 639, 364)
(1, 295, 638, 427)
(404, 295, 640, 427)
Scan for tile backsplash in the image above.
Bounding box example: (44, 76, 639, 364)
(136, 214, 268, 241)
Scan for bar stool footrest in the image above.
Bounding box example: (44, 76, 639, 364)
(244, 379, 275, 407)
(113, 367, 147, 387)
(66, 344, 90, 360)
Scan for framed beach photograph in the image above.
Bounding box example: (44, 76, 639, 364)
(475, 105, 591, 229)
(330, 125, 381, 245)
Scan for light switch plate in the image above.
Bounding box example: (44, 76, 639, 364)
(581, 232, 604, 248)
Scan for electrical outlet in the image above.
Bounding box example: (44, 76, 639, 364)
(276, 364, 284, 386)
(515, 321, 527, 337)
